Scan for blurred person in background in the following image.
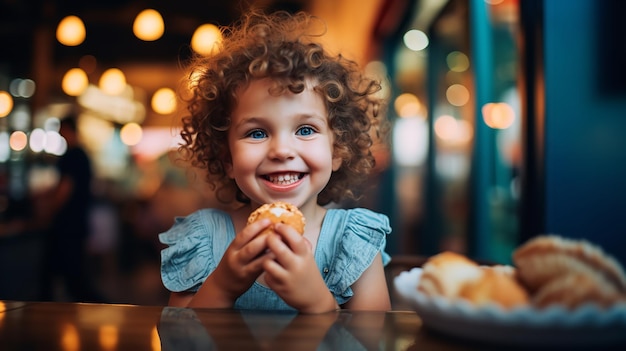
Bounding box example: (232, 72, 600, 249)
(39, 113, 104, 302)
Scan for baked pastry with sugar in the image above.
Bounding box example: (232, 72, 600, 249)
(512, 235, 626, 295)
(417, 251, 529, 309)
(247, 202, 305, 236)
(417, 251, 482, 298)
(459, 266, 530, 309)
(513, 235, 626, 309)
(532, 272, 626, 309)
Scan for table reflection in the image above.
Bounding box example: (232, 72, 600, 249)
(0, 302, 425, 350)
(158, 307, 386, 350)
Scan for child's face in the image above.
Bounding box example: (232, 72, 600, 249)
(227, 78, 342, 209)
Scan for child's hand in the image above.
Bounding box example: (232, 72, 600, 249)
(263, 223, 339, 313)
(198, 218, 275, 307)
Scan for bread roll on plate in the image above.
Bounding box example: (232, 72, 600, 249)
(459, 266, 530, 309)
(417, 251, 529, 309)
(513, 235, 626, 309)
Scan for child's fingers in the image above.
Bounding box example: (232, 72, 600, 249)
(247, 249, 275, 271)
(262, 255, 288, 282)
(265, 229, 310, 271)
(272, 223, 310, 254)
(266, 232, 291, 258)
(236, 218, 272, 244)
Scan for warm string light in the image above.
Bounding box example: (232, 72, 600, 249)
(0, 91, 13, 117)
(394, 93, 422, 118)
(120, 122, 143, 146)
(434, 115, 473, 145)
(133, 9, 165, 41)
(9, 131, 28, 151)
(151, 88, 177, 114)
(191, 24, 222, 56)
(482, 102, 515, 129)
(62, 68, 89, 96)
(446, 84, 470, 107)
(99, 68, 127, 96)
(57, 15, 86, 46)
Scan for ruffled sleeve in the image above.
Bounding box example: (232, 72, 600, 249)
(159, 209, 234, 292)
(322, 209, 391, 304)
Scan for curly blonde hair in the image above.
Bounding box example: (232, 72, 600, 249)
(179, 10, 387, 206)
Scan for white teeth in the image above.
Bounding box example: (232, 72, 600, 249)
(267, 173, 300, 185)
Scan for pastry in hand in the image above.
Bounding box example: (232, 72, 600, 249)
(247, 202, 305, 236)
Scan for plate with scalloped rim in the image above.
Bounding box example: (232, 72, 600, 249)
(394, 267, 626, 348)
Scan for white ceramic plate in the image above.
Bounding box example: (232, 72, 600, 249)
(394, 268, 626, 347)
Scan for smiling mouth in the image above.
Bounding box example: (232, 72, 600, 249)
(264, 172, 304, 185)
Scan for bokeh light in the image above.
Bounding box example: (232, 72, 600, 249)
(9, 78, 36, 98)
(447, 51, 470, 72)
(9, 131, 28, 151)
(10, 105, 30, 131)
(394, 93, 422, 118)
(403, 29, 429, 51)
(0, 91, 13, 117)
(57, 15, 86, 46)
(120, 122, 143, 146)
(0, 132, 9, 162)
(133, 9, 164, 41)
(62, 68, 89, 96)
(434, 115, 473, 145)
(482, 102, 515, 129)
(393, 117, 428, 167)
(446, 84, 470, 106)
(29, 128, 47, 153)
(99, 68, 127, 96)
(151, 88, 177, 114)
(44, 130, 66, 156)
(191, 24, 222, 56)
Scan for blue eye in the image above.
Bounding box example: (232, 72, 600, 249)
(296, 126, 316, 136)
(246, 129, 267, 139)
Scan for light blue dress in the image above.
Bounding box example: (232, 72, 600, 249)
(159, 208, 391, 311)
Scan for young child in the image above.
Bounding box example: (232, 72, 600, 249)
(159, 10, 391, 313)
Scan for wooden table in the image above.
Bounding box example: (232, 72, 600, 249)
(0, 300, 483, 350)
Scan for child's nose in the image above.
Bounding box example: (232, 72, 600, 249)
(268, 135, 295, 160)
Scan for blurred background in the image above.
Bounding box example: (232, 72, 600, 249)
(1, 0, 625, 305)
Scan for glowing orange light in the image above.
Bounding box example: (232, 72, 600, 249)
(99, 68, 126, 95)
(120, 122, 143, 146)
(191, 24, 222, 56)
(133, 9, 164, 41)
(98, 325, 119, 350)
(61, 323, 80, 351)
(0, 91, 13, 117)
(62, 68, 89, 96)
(57, 16, 86, 46)
(9, 131, 28, 151)
(482, 102, 515, 129)
(394, 93, 422, 118)
(151, 88, 177, 114)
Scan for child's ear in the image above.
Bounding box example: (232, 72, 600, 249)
(332, 156, 342, 171)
